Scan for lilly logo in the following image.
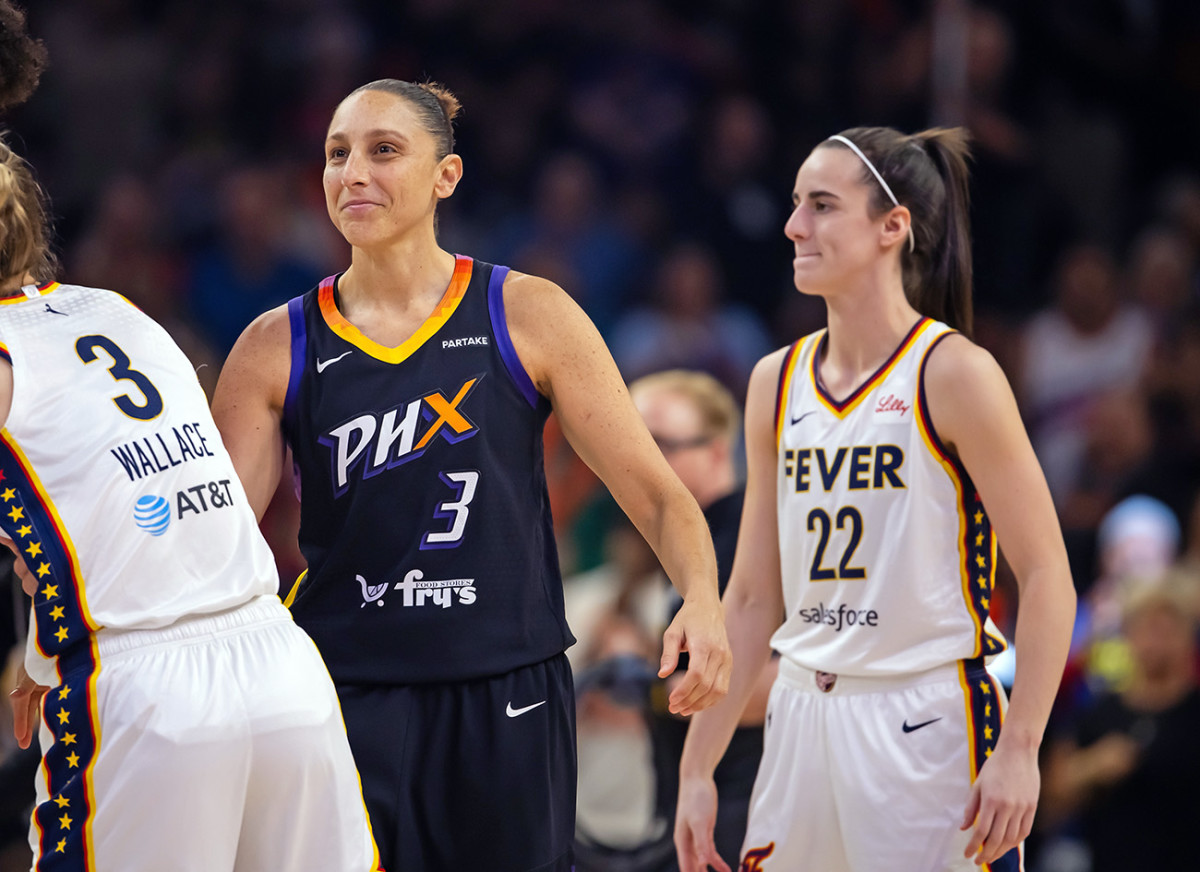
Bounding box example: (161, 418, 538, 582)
(134, 495, 171, 536)
(359, 574, 388, 607)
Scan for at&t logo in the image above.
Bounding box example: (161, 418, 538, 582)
(133, 495, 170, 536)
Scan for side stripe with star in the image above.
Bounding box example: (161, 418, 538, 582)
(0, 431, 100, 871)
(914, 334, 1005, 659)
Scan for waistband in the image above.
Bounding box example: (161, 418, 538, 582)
(96, 594, 291, 658)
(777, 655, 982, 696)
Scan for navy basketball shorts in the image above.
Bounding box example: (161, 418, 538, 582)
(337, 652, 577, 872)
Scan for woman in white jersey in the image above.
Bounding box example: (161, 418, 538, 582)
(0, 13, 379, 868)
(675, 127, 1076, 872)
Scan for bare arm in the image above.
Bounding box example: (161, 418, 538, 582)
(925, 334, 1076, 866)
(674, 349, 789, 872)
(211, 306, 292, 521)
(505, 272, 731, 715)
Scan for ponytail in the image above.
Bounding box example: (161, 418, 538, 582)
(821, 126, 974, 337)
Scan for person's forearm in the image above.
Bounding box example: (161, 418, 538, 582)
(680, 591, 777, 778)
(997, 567, 1075, 750)
(638, 486, 720, 606)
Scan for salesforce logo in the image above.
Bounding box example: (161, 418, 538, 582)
(133, 495, 170, 536)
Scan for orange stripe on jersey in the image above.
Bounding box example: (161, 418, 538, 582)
(319, 255, 473, 364)
(809, 318, 933, 419)
(774, 339, 805, 448)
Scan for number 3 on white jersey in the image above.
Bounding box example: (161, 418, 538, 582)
(421, 470, 479, 549)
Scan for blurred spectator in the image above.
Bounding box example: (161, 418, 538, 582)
(186, 165, 322, 353)
(486, 151, 644, 334)
(70, 175, 221, 395)
(1069, 495, 1181, 699)
(1018, 244, 1154, 505)
(1041, 572, 1200, 872)
(630, 369, 777, 872)
(610, 243, 771, 399)
(566, 518, 666, 854)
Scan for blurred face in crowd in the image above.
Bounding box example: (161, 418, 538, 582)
(1125, 601, 1197, 683)
(784, 145, 905, 297)
(323, 89, 461, 250)
(633, 385, 728, 509)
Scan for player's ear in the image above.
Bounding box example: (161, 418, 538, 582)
(435, 155, 463, 200)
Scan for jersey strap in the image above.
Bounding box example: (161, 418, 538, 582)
(485, 265, 538, 409)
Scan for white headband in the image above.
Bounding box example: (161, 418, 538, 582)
(826, 134, 915, 253)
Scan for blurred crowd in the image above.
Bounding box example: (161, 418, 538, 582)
(4, 1, 1200, 870)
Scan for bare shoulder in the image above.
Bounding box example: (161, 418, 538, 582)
(923, 331, 1021, 449)
(923, 331, 1011, 404)
(500, 269, 605, 398)
(501, 270, 582, 327)
(214, 304, 292, 411)
(744, 345, 794, 436)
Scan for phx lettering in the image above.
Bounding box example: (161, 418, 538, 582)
(320, 376, 483, 496)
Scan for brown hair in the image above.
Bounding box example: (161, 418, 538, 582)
(819, 127, 974, 337)
(629, 369, 741, 446)
(345, 79, 462, 160)
(0, 0, 47, 112)
(0, 134, 56, 284)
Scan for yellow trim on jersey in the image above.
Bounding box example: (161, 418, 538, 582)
(0, 281, 61, 304)
(81, 636, 103, 871)
(810, 319, 935, 419)
(1, 429, 98, 640)
(956, 661, 979, 780)
(912, 341, 989, 660)
(283, 569, 308, 608)
(774, 337, 808, 449)
(318, 255, 473, 364)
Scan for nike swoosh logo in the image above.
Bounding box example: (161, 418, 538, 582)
(505, 700, 547, 718)
(316, 350, 353, 373)
(902, 717, 943, 733)
(791, 410, 816, 426)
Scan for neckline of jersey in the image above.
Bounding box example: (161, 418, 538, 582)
(0, 281, 61, 305)
(809, 317, 932, 418)
(318, 255, 473, 364)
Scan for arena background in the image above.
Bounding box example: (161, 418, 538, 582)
(4, 2, 1200, 871)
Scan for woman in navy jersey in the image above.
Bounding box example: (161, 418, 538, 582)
(213, 80, 731, 872)
(673, 128, 1075, 872)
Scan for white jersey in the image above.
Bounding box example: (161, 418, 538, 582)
(0, 283, 277, 684)
(772, 318, 1005, 676)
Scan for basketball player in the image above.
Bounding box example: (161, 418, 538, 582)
(0, 11, 380, 866)
(674, 128, 1076, 872)
(211, 80, 731, 872)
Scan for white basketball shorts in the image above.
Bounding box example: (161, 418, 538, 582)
(738, 657, 1023, 872)
(28, 595, 380, 871)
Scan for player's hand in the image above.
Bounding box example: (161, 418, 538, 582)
(0, 534, 36, 596)
(675, 774, 732, 872)
(960, 738, 1039, 865)
(9, 662, 48, 749)
(659, 595, 731, 716)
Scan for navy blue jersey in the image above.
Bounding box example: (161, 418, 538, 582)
(282, 255, 573, 684)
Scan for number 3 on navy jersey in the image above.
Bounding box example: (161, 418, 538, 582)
(421, 470, 479, 549)
(75, 335, 164, 420)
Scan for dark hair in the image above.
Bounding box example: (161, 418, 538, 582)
(0, 0, 47, 112)
(820, 127, 974, 337)
(345, 79, 462, 160)
(0, 133, 57, 283)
